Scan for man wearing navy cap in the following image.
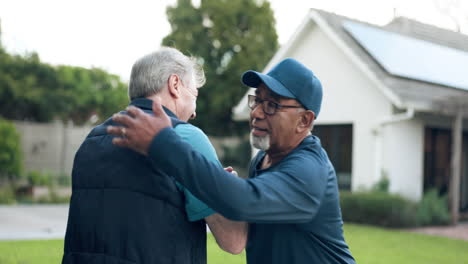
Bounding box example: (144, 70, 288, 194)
(108, 58, 356, 264)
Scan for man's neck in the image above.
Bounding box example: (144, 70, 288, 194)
(146, 94, 178, 119)
(261, 151, 287, 169)
(261, 134, 308, 169)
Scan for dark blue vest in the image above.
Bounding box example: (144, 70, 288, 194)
(62, 98, 206, 264)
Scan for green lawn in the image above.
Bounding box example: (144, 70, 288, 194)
(345, 224, 468, 264)
(0, 224, 467, 264)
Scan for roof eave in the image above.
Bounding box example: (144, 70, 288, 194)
(232, 8, 407, 121)
(309, 10, 405, 109)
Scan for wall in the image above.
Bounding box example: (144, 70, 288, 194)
(14, 121, 244, 179)
(382, 119, 424, 201)
(14, 120, 92, 177)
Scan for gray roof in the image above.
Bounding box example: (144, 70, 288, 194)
(313, 9, 468, 114)
(384, 17, 468, 52)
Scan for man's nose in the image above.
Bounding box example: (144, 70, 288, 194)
(250, 103, 265, 119)
(190, 112, 197, 120)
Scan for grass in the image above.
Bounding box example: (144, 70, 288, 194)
(207, 234, 246, 264)
(0, 239, 63, 264)
(0, 235, 245, 264)
(345, 224, 468, 264)
(0, 224, 467, 264)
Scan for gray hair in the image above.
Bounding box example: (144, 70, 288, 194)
(128, 47, 206, 100)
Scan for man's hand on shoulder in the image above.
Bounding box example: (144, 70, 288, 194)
(225, 166, 238, 177)
(107, 98, 171, 155)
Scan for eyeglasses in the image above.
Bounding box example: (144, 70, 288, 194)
(248, 95, 303, 115)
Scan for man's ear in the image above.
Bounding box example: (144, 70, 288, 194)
(297, 110, 315, 133)
(167, 74, 182, 99)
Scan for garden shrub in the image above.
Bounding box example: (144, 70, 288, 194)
(371, 171, 389, 193)
(0, 184, 16, 204)
(341, 189, 452, 227)
(56, 173, 71, 186)
(416, 189, 450, 226)
(27, 170, 52, 186)
(340, 191, 418, 227)
(0, 119, 22, 182)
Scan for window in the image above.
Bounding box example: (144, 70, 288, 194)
(313, 125, 353, 190)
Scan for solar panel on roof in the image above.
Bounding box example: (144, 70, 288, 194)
(343, 21, 468, 91)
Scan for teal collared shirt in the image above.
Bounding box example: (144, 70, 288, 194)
(130, 98, 217, 222)
(174, 123, 217, 221)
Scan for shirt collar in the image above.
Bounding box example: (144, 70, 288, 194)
(129, 97, 178, 119)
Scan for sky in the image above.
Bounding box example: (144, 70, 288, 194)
(0, 0, 467, 81)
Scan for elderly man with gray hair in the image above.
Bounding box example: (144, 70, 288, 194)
(62, 47, 247, 264)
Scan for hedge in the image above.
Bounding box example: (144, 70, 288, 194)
(340, 190, 450, 227)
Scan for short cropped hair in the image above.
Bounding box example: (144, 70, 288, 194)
(128, 47, 205, 100)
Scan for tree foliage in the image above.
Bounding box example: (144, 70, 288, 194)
(0, 118, 22, 181)
(163, 0, 279, 135)
(0, 35, 128, 125)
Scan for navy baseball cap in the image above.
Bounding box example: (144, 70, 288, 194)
(241, 58, 323, 118)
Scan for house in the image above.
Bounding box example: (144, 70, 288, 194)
(232, 9, 468, 218)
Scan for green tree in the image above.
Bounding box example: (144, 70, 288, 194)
(0, 52, 128, 124)
(163, 0, 279, 135)
(0, 52, 60, 122)
(0, 119, 22, 182)
(54, 65, 128, 125)
(0, 21, 128, 124)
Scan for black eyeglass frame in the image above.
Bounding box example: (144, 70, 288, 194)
(247, 95, 303, 115)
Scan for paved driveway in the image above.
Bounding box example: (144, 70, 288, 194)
(0, 204, 212, 241)
(0, 205, 69, 240)
(407, 222, 468, 241)
(4, 204, 465, 242)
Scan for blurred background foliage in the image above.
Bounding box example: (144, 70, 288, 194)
(163, 0, 279, 136)
(340, 177, 450, 227)
(0, 43, 128, 125)
(0, 118, 22, 182)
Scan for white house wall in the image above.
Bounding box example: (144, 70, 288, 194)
(280, 22, 395, 191)
(382, 120, 424, 201)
